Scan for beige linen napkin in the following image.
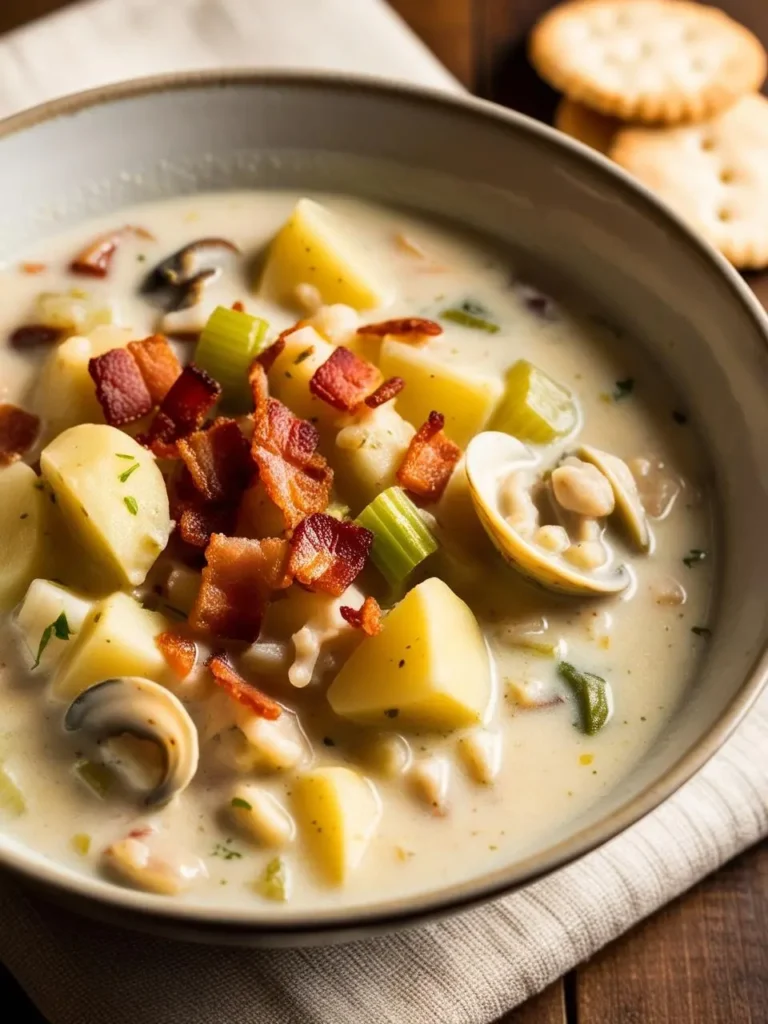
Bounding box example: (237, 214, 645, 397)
(0, 2, 766, 1022)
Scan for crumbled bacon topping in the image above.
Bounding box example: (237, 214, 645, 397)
(141, 364, 222, 453)
(190, 534, 291, 641)
(178, 503, 237, 550)
(357, 317, 442, 343)
(156, 632, 197, 680)
(9, 325, 64, 349)
(309, 346, 381, 411)
(288, 513, 373, 596)
(231, 301, 246, 313)
(70, 225, 154, 278)
(0, 404, 40, 465)
(88, 348, 153, 426)
(207, 652, 282, 719)
(20, 262, 47, 275)
(340, 596, 383, 636)
(127, 335, 182, 404)
(177, 418, 252, 504)
(249, 363, 333, 529)
(364, 376, 406, 409)
(397, 410, 461, 503)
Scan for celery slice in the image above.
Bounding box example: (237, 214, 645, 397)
(0, 764, 26, 816)
(558, 662, 612, 735)
(492, 360, 577, 443)
(195, 305, 269, 410)
(356, 487, 438, 585)
(257, 856, 289, 902)
(74, 759, 114, 798)
(440, 301, 500, 334)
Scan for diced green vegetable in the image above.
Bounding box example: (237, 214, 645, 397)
(257, 856, 289, 901)
(0, 764, 26, 816)
(74, 759, 114, 798)
(195, 305, 270, 409)
(558, 662, 612, 735)
(72, 833, 92, 856)
(440, 300, 500, 334)
(492, 360, 577, 444)
(231, 797, 252, 811)
(356, 486, 438, 585)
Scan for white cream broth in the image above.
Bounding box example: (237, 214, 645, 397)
(0, 191, 714, 913)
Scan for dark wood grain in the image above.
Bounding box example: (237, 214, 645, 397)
(502, 982, 567, 1024)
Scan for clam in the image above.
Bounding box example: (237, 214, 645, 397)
(465, 432, 630, 596)
(141, 238, 240, 313)
(64, 677, 199, 807)
(578, 444, 651, 552)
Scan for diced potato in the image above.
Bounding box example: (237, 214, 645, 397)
(35, 290, 113, 335)
(53, 591, 173, 700)
(327, 577, 491, 731)
(41, 425, 171, 587)
(36, 326, 134, 440)
(293, 766, 381, 884)
(15, 579, 92, 672)
(0, 463, 50, 612)
(230, 783, 295, 847)
(379, 339, 502, 447)
(267, 325, 339, 425)
(333, 403, 415, 512)
(235, 481, 287, 540)
(456, 729, 502, 785)
(259, 198, 393, 311)
(409, 755, 450, 815)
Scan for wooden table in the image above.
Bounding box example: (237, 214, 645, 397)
(0, 1, 765, 1021)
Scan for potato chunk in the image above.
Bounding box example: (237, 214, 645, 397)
(259, 198, 393, 311)
(15, 579, 92, 672)
(333, 403, 415, 512)
(293, 766, 381, 884)
(267, 325, 339, 425)
(53, 592, 173, 699)
(379, 340, 502, 447)
(41, 425, 171, 587)
(327, 577, 491, 730)
(0, 463, 50, 611)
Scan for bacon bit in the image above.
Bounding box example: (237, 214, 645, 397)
(256, 321, 307, 375)
(309, 346, 381, 411)
(340, 596, 383, 636)
(288, 513, 373, 596)
(88, 348, 153, 426)
(0, 404, 40, 465)
(20, 262, 47, 275)
(190, 534, 292, 641)
(397, 410, 461, 503)
(232, 300, 246, 313)
(69, 225, 154, 278)
(178, 504, 236, 549)
(141, 364, 222, 449)
(357, 318, 442, 344)
(207, 652, 282, 719)
(177, 418, 252, 503)
(127, 827, 154, 840)
(364, 376, 406, 409)
(9, 325, 64, 349)
(127, 335, 181, 404)
(156, 631, 197, 680)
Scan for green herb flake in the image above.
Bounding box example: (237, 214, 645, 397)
(683, 548, 707, 568)
(33, 612, 72, 669)
(558, 662, 612, 735)
(691, 626, 712, 638)
(440, 300, 500, 334)
(293, 347, 314, 365)
(115, 453, 136, 461)
(123, 496, 139, 516)
(118, 462, 139, 483)
(231, 797, 252, 811)
(211, 841, 243, 861)
(612, 378, 635, 401)
(257, 856, 289, 902)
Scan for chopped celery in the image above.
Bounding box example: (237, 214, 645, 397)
(72, 833, 92, 856)
(0, 764, 26, 816)
(492, 360, 577, 444)
(257, 856, 289, 902)
(356, 486, 438, 585)
(441, 300, 500, 334)
(74, 759, 114, 798)
(558, 662, 612, 735)
(195, 305, 269, 409)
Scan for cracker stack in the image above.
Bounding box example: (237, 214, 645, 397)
(530, 0, 768, 268)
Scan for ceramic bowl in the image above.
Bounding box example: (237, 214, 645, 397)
(1, 72, 767, 946)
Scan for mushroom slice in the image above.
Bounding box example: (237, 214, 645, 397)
(465, 432, 630, 597)
(578, 444, 651, 552)
(141, 238, 240, 312)
(64, 677, 199, 807)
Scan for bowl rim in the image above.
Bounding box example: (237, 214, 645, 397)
(2, 67, 767, 936)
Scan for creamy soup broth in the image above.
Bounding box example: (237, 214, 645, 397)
(0, 191, 714, 911)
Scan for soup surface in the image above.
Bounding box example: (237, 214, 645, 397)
(0, 191, 714, 912)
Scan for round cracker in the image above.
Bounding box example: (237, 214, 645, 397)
(530, 0, 766, 124)
(610, 93, 768, 268)
(555, 98, 623, 154)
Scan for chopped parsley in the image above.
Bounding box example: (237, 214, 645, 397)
(123, 496, 139, 516)
(33, 612, 72, 669)
(691, 626, 712, 638)
(683, 549, 707, 568)
(293, 348, 314, 365)
(211, 841, 243, 860)
(115, 453, 136, 461)
(612, 378, 635, 401)
(231, 797, 252, 811)
(440, 300, 500, 334)
(118, 463, 139, 483)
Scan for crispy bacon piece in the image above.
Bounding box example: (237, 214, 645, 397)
(397, 410, 461, 503)
(309, 346, 381, 411)
(69, 225, 154, 278)
(88, 348, 153, 426)
(0, 404, 40, 465)
(141, 364, 222, 452)
(357, 317, 442, 343)
(178, 504, 236, 549)
(177, 418, 252, 504)
(9, 325, 63, 349)
(364, 376, 406, 409)
(207, 652, 282, 719)
(20, 262, 47, 275)
(190, 534, 292, 641)
(232, 300, 246, 313)
(156, 632, 197, 680)
(127, 335, 182, 404)
(340, 596, 383, 636)
(249, 363, 333, 529)
(288, 513, 373, 596)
